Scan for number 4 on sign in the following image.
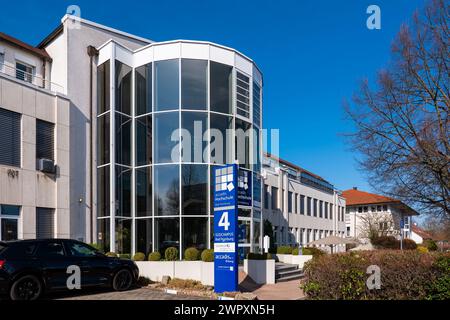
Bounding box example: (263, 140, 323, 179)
(219, 212, 230, 231)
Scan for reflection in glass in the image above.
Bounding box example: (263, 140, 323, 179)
(136, 218, 152, 255)
(181, 59, 207, 110)
(253, 219, 261, 247)
(136, 115, 152, 165)
(238, 220, 251, 244)
(181, 112, 207, 163)
(97, 218, 110, 253)
(155, 59, 179, 111)
(1, 219, 18, 241)
(154, 165, 179, 216)
(210, 61, 232, 114)
(235, 119, 252, 169)
(115, 218, 131, 254)
(155, 218, 180, 256)
(136, 167, 152, 217)
(115, 61, 132, 115)
(210, 113, 232, 164)
(154, 112, 179, 163)
(182, 164, 207, 215)
(135, 63, 152, 115)
(97, 114, 110, 166)
(116, 165, 131, 217)
(97, 61, 110, 114)
(97, 166, 110, 217)
(182, 217, 207, 252)
(115, 113, 131, 165)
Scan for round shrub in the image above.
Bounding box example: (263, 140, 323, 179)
(277, 246, 293, 254)
(371, 236, 399, 249)
(403, 239, 418, 250)
(184, 247, 200, 261)
(132, 252, 146, 261)
(105, 252, 118, 257)
(424, 240, 438, 251)
(201, 249, 214, 262)
(118, 254, 131, 259)
(148, 251, 161, 261)
(417, 246, 429, 253)
(292, 248, 299, 255)
(302, 247, 325, 258)
(165, 247, 179, 261)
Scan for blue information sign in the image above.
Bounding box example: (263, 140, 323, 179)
(213, 164, 238, 293)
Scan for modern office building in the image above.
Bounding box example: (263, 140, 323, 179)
(343, 188, 418, 242)
(262, 154, 347, 252)
(0, 15, 263, 258)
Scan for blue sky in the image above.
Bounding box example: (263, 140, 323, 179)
(0, 0, 426, 191)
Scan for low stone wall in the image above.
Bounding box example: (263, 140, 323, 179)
(136, 261, 214, 286)
(274, 254, 313, 269)
(243, 259, 275, 284)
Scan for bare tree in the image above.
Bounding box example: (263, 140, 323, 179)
(345, 0, 450, 218)
(358, 211, 396, 240)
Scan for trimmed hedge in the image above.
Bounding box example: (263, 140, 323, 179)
(277, 246, 293, 254)
(302, 247, 326, 257)
(184, 247, 200, 261)
(302, 250, 450, 300)
(105, 252, 118, 257)
(132, 252, 146, 261)
(247, 253, 272, 260)
(148, 251, 161, 261)
(165, 247, 179, 261)
(201, 249, 214, 262)
(371, 236, 417, 250)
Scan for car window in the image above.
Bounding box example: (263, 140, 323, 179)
(37, 242, 65, 258)
(67, 242, 98, 258)
(5, 243, 36, 258)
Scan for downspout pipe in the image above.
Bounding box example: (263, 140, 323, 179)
(87, 45, 99, 244)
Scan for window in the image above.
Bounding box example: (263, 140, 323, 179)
(319, 200, 323, 218)
(36, 208, 54, 239)
(154, 112, 179, 163)
(155, 218, 180, 254)
(324, 202, 328, 219)
(182, 164, 207, 215)
(347, 227, 351, 236)
(300, 195, 305, 215)
(236, 71, 250, 118)
(307, 197, 312, 216)
(67, 241, 98, 257)
(330, 204, 333, 220)
(181, 112, 207, 163)
(181, 59, 207, 110)
(154, 165, 179, 216)
(210, 113, 232, 164)
(115, 166, 131, 217)
(136, 218, 152, 255)
(97, 61, 110, 114)
(97, 166, 110, 217)
(115, 218, 131, 254)
(235, 119, 251, 169)
(383, 205, 388, 211)
(36, 241, 64, 258)
(253, 82, 261, 127)
(36, 119, 54, 163)
(264, 184, 269, 209)
(210, 61, 232, 114)
(115, 61, 132, 115)
(0, 205, 20, 241)
(377, 205, 382, 212)
(136, 167, 152, 217)
(0, 52, 4, 72)
(0, 108, 21, 167)
(115, 113, 131, 166)
(97, 218, 110, 253)
(16, 61, 33, 83)
(155, 59, 179, 111)
(97, 114, 110, 166)
(313, 199, 318, 217)
(136, 115, 152, 166)
(271, 187, 278, 210)
(288, 192, 293, 213)
(363, 206, 368, 212)
(135, 63, 152, 115)
(294, 193, 298, 213)
(182, 217, 207, 252)
(358, 206, 363, 213)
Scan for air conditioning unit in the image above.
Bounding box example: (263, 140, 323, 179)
(37, 158, 56, 174)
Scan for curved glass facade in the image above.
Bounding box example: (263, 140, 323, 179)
(96, 42, 263, 259)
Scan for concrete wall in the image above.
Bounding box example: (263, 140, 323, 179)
(0, 74, 70, 239)
(243, 259, 275, 284)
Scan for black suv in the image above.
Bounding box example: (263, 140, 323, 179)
(0, 239, 139, 300)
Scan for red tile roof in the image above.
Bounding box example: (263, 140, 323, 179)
(0, 32, 51, 61)
(342, 189, 399, 206)
(411, 225, 433, 240)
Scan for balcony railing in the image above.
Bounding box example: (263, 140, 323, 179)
(0, 63, 64, 93)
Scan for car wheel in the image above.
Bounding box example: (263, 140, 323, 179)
(10, 275, 43, 301)
(112, 269, 133, 291)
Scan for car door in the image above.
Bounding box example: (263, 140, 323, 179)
(36, 240, 75, 290)
(64, 241, 111, 286)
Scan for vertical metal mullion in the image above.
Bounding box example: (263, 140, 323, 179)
(206, 58, 211, 249)
(151, 57, 155, 253)
(131, 62, 136, 256)
(109, 46, 116, 253)
(178, 57, 182, 260)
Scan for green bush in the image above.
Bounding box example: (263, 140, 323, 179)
(184, 247, 200, 261)
(247, 253, 272, 260)
(417, 246, 429, 253)
(88, 243, 103, 252)
(118, 254, 131, 259)
(371, 236, 417, 250)
(201, 249, 214, 262)
(403, 239, 418, 250)
(302, 250, 450, 300)
(292, 248, 299, 255)
(105, 252, 118, 257)
(277, 246, 293, 254)
(132, 252, 146, 261)
(148, 251, 161, 261)
(302, 247, 325, 257)
(424, 239, 438, 251)
(165, 247, 179, 261)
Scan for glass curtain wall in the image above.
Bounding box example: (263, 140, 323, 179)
(97, 51, 262, 258)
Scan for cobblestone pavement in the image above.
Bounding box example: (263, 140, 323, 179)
(49, 287, 212, 300)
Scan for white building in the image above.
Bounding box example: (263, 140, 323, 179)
(343, 188, 418, 242)
(262, 154, 347, 252)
